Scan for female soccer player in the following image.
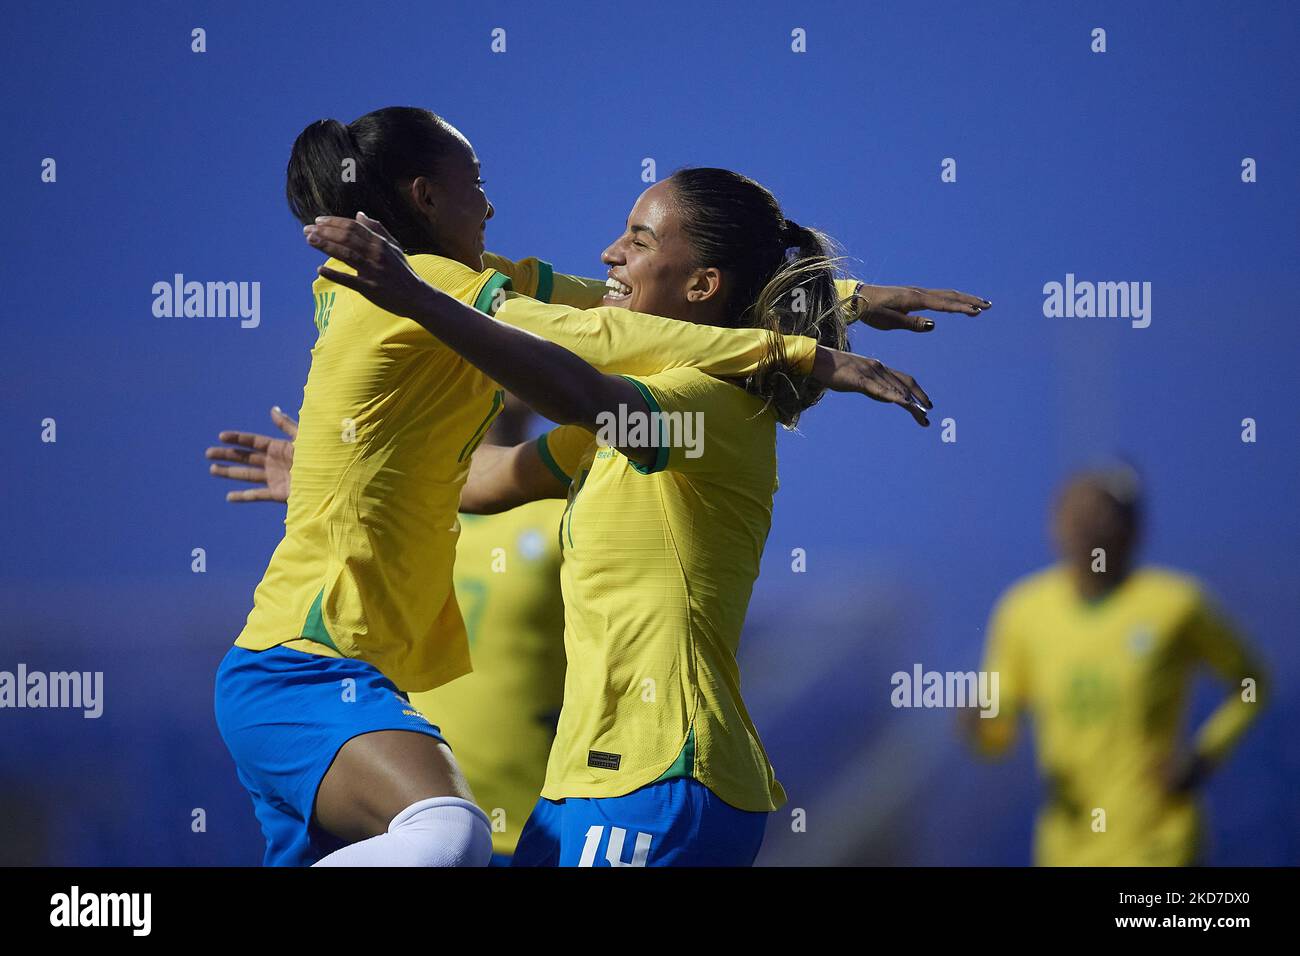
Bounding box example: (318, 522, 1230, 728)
(300, 167, 992, 865)
(215, 106, 936, 867)
(968, 467, 1265, 866)
(208, 401, 568, 865)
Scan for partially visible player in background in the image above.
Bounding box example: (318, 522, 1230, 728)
(966, 466, 1266, 866)
(208, 398, 566, 866)
(409, 402, 566, 866)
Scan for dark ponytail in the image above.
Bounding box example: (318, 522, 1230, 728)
(285, 106, 460, 253)
(667, 168, 850, 427)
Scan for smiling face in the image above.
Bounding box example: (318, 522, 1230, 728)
(408, 125, 494, 269)
(599, 180, 722, 323)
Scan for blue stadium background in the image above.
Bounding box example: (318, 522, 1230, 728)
(2, 0, 1296, 864)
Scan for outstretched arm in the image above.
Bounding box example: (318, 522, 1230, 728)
(480, 252, 607, 308)
(203, 409, 572, 514)
(206, 406, 297, 502)
(481, 255, 992, 334)
(305, 214, 936, 434)
(310, 215, 656, 463)
(845, 282, 990, 332)
(459, 439, 572, 514)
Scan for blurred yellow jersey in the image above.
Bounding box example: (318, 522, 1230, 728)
(235, 252, 818, 692)
(977, 565, 1263, 866)
(538, 367, 786, 813)
(409, 499, 567, 857)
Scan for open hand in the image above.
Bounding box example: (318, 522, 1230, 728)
(812, 348, 932, 427)
(852, 284, 991, 332)
(304, 212, 442, 319)
(205, 406, 297, 503)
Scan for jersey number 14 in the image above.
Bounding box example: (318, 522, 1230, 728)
(578, 825, 653, 867)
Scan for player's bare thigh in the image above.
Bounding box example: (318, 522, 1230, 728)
(314, 730, 475, 843)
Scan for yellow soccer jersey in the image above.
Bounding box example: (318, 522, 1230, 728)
(480, 252, 607, 308)
(235, 254, 506, 691)
(537, 367, 787, 813)
(483, 252, 862, 317)
(494, 293, 818, 381)
(236, 253, 822, 692)
(975, 565, 1264, 866)
(409, 499, 567, 857)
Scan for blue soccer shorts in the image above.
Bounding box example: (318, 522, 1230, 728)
(214, 644, 448, 866)
(512, 777, 768, 867)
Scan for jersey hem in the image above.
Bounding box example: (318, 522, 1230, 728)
(539, 771, 782, 814)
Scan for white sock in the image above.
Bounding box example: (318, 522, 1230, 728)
(312, 796, 493, 867)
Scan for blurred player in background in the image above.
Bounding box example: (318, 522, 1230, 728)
(966, 466, 1266, 865)
(208, 398, 566, 865)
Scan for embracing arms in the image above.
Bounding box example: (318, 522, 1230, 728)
(305, 214, 938, 446)
(482, 251, 990, 333)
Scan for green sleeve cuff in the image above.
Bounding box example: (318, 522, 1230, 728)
(535, 260, 554, 303)
(473, 271, 513, 314)
(536, 433, 572, 485)
(620, 376, 669, 475)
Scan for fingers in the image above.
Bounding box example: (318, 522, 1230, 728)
(310, 215, 381, 243)
(948, 289, 993, 310)
(225, 487, 278, 503)
(305, 219, 384, 270)
(307, 216, 391, 253)
(317, 265, 366, 293)
(213, 431, 271, 452)
(206, 446, 266, 467)
(885, 375, 931, 427)
(864, 368, 915, 413)
(308, 233, 367, 268)
(894, 370, 932, 410)
(355, 211, 398, 245)
(871, 359, 932, 410)
(209, 462, 267, 483)
(913, 288, 991, 315)
(270, 406, 298, 439)
(868, 307, 935, 333)
(901, 402, 931, 427)
(862, 358, 932, 427)
(879, 383, 930, 427)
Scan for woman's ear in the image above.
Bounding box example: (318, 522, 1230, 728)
(409, 176, 437, 220)
(685, 267, 723, 303)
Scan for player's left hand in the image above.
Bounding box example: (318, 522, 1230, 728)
(851, 284, 991, 332)
(305, 212, 443, 319)
(1158, 752, 1212, 794)
(205, 406, 297, 503)
(812, 348, 932, 427)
